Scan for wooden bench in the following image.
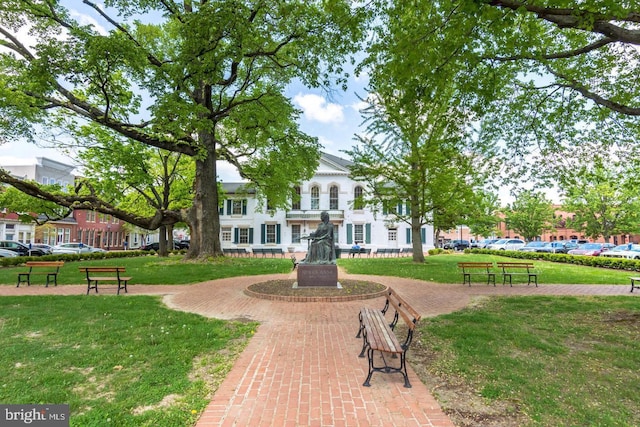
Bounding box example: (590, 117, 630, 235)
(457, 262, 496, 286)
(80, 267, 132, 295)
(17, 261, 64, 287)
(356, 288, 421, 388)
(497, 262, 538, 287)
(630, 277, 640, 293)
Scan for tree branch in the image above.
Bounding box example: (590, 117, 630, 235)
(0, 170, 184, 229)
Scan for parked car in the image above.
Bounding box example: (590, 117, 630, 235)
(536, 241, 579, 254)
(567, 243, 615, 257)
(31, 243, 53, 255)
(140, 242, 160, 251)
(518, 241, 549, 252)
(86, 246, 107, 253)
(0, 240, 46, 256)
(443, 239, 470, 250)
(174, 239, 190, 249)
(487, 239, 526, 251)
(475, 238, 499, 249)
(51, 243, 92, 254)
(600, 244, 640, 259)
(569, 239, 589, 245)
(0, 248, 18, 257)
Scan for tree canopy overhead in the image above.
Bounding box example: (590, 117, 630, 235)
(0, 0, 368, 257)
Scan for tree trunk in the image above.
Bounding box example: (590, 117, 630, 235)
(158, 224, 169, 256)
(411, 203, 425, 263)
(184, 134, 223, 259)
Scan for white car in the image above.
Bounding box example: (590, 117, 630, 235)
(0, 248, 18, 257)
(52, 243, 93, 254)
(487, 239, 526, 251)
(600, 244, 640, 259)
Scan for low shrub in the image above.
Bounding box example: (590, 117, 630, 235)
(469, 248, 640, 272)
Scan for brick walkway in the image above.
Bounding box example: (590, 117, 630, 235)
(2, 271, 636, 426)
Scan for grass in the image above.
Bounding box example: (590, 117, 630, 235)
(0, 255, 292, 286)
(0, 295, 258, 427)
(339, 253, 634, 285)
(2, 253, 639, 426)
(416, 296, 640, 426)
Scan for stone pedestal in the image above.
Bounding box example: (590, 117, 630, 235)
(295, 264, 339, 287)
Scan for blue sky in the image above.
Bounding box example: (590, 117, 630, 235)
(0, 2, 369, 181)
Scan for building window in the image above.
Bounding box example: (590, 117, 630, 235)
(222, 227, 232, 242)
(311, 185, 320, 210)
(292, 224, 301, 243)
(292, 186, 301, 210)
(265, 224, 277, 244)
(238, 228, 249, 244)
(354, 224, 364, 243)
(232, 200, 244, 215)
(329, 185, 338, 210)
(354, 186, 364, 210)
(388, 229, 397, 241)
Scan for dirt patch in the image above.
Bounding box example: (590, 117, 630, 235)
(410, 328, 529, 427)
(246, 279, 386, 298)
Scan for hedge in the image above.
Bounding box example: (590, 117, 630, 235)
(468, 248, 640, 272)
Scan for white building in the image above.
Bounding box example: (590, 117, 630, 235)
(0, 157, 76, 244)
(219, 152, 435, 253)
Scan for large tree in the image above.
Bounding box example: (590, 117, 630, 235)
(358, 1, 640, 193)
(346, 1, 498, 262)
(503, 190, 555, 242)
(467, 1, 640, 185)
(562, 162, 640, 243)
(0, 1, 367, 258)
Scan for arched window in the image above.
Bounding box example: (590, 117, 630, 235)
(329, 185, 339, 210)
(353, 186, 364, 210)
(311, 185, 320, 210)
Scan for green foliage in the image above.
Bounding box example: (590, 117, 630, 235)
(0, 1, 370, 256)
(561, 162, 640, 241)
(503, 190, 555, 241)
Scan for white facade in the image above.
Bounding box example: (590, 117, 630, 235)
(219, 152, 435, 253)
(0, 157, 76, 244)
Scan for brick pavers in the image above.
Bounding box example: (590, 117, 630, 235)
(1, 272, 636, 426)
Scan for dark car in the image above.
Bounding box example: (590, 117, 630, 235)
(140, 242, 160, 251)
(174, 239, 190, 249)
(0, 240, 46, 256)
(443, 239, 470, 251)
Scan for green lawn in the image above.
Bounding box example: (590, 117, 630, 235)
(2, 253, 639, 426)
(0, 295, 257, 427)
(0, 255, 293, 286)
(339, 253, 635, 285)
(419, 295, 640, 426)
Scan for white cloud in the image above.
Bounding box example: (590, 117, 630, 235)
(293, 94, 344, 124)
(69, 9, 108, 35)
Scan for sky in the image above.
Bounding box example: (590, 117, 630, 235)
(0, 2, 369, 183)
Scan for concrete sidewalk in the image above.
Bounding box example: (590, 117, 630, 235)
(2, 272, 636, 426)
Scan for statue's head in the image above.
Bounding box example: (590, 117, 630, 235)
(321, 211, 329, 222)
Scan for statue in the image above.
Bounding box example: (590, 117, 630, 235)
(301, 211, 336, 264)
